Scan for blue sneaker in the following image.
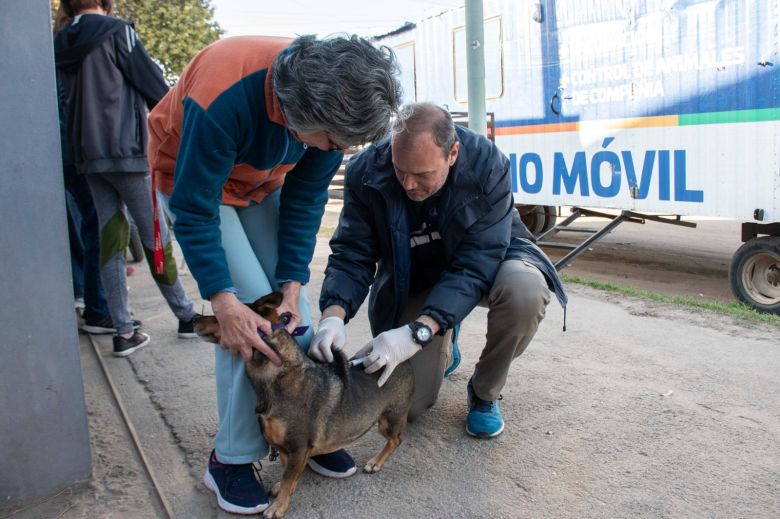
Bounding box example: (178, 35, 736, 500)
(308, 449, 357, 478)
(466, 379, 505, 438)
(444, 323, 461, 377)
(203, 450, 269, 514)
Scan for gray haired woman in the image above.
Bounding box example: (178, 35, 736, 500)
(147, 34, 401, 515)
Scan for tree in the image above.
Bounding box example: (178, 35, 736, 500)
(114, 0, 222, 83)
(51, 0, 223, 83)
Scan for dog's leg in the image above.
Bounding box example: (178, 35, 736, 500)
(364, 413, 407, 473)
(269, 450, 288, 497)
(263, 448, 311, 519)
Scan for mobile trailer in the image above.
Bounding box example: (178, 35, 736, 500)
(375, 0, 780, 314)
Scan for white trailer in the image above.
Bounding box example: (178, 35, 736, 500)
(375, 0, 780, 314)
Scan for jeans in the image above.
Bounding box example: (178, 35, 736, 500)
(64, 164, 109, 321)
(85, 172, 195, 334)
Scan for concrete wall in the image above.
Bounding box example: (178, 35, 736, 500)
(0, 0, 92, 502)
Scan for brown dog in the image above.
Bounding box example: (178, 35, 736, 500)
(194, 292, 415, 518)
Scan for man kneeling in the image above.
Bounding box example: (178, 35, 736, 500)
(311, 103, 567, 437)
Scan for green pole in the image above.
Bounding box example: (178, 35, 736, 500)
(465, 0, 486, 136)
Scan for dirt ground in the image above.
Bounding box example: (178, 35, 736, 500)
(537, 208, 744, 304)
(3, 203, 778, 519)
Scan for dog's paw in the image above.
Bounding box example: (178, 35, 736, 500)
(363, 461, 383, 474)
(263, 500, 288, 518)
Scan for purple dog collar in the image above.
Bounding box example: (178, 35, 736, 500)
(257, 312, 309, 338)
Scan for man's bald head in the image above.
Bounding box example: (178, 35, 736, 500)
(391, 103, 458, 160)
(390, 103, 460, 201)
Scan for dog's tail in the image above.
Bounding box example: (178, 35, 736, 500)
(328, 349, 351, 389)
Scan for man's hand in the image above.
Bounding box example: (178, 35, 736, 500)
(210, 291, 282, 365)
(277, 281, 302, 333)
(309, 316, 346, 363)
(355, 325, 421, 387)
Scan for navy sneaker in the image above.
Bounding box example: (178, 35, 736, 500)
(466, 379, 505, 438)
(203, 450, 269, 515)
(307, 449, 357, 478)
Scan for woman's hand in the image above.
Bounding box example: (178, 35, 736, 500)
(210, 291, 282, 365)
(277, 281, 303, 333)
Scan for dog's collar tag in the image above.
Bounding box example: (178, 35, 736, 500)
(291, 326, 308, 336)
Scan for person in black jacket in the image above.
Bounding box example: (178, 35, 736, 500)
(312, 103, 567, 438)
(58, 78, 110, 326)
(54, 0, 197, 357)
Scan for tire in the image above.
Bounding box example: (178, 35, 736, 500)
(540, 205, 558, 234)
(127, 219, 144, 263)
(729, 236, 780, 314)
(516, 204, 546, 235)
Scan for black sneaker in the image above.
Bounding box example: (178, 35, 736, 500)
(177, 314, 201, 339)
(80, 315, 141, 334)
(308, 449, 357, 478)
(203, 450, 269, 514)
(112, 331, 150, 357)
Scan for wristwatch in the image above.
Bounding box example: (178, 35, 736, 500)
(408, 321, 433, 347)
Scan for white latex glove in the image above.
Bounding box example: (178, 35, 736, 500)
(308, 316, 346, 363)
(355, 325, 421, 387)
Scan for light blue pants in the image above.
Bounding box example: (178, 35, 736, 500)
(160, 190, 314, 464)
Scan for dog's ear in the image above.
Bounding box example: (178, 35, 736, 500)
(249, 292, 284, 321)
(193, 315, 221, 344)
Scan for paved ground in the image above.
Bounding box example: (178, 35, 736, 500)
(3, 202, 779, 519)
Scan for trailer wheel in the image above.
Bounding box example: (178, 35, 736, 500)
(729, 236, 780, 314)
(516, 204, 546, 235)
(541, 205, 558, 234)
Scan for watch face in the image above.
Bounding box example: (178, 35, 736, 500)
(415, 325, 432, 342)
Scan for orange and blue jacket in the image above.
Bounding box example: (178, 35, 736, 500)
(148, 36, 342, 299)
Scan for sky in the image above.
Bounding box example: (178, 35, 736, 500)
(209, 0, 465, 39)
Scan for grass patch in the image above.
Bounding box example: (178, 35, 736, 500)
(562, 274, 780, 326)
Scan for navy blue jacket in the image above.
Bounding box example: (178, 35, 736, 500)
(320, 125, 567, 336)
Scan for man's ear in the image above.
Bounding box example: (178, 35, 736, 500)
(448, 141, 460, 167)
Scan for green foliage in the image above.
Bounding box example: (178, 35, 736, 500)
(51, 0, 223, 83)
(115, 0, 223, 83)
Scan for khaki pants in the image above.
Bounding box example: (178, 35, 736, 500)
(402, 259, 551, 420)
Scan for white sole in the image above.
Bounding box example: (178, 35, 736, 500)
(112, 335, 150, 357)
(177, 332, 199, 339)
(203, 471, 269, 514)
(80, 325, 116, 334)
(466, 422, 505, 438)
(307, 458, 357, 479)
(82, 322, 141, 335)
